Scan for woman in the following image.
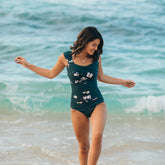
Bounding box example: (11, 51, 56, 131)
(15, 26, 135, 165)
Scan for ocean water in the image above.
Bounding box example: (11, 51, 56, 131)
(0, 0, 165, 164)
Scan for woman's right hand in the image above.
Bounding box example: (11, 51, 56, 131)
(15, 56, 29, 68)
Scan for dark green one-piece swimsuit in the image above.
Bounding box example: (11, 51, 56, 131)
(64, 51, 104, 118)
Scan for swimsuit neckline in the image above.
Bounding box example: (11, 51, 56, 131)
(70, 51, 97, 67)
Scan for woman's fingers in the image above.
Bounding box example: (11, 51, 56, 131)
(15, 59, 21, 63)
(15, 56, 29, 67)
(15, 57, 24, 65)
(124, 80, 135, 88)
(128, 82, 135, 87)
(15, 56, 22, 62)
(15, 57, 25, 62)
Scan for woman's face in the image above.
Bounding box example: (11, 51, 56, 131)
(85, 39, 100, 55)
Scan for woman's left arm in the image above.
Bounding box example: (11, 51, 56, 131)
(97, 57, 135, 88)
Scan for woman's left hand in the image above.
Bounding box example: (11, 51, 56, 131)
(122, 79, 135, 88)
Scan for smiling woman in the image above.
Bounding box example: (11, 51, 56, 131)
(70, 26, 103, 62)
(15, 26, 135, 165)
(71, 39, 100, 67)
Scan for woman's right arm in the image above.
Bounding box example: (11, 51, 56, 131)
(15, 54, 66, 79)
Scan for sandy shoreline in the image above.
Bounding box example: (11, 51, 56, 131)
(0, 111, 164, 165)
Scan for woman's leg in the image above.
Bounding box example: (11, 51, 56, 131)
(71, 109, 90, 165)
(87, 102, 107, 165)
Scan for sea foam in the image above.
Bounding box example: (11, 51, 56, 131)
(125, 95, 165, 114)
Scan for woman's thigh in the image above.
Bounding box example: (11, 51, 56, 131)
(71, 109, 90, 144)
(90, 102, 107, 138)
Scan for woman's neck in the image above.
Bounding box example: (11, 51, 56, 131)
(76, 50, 88, 59)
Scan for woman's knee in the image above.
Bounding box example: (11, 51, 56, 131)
(92, 133, 103, 145)
(79, 143, 90, 153)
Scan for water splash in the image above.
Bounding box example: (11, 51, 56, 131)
(125, 95, 165, 114)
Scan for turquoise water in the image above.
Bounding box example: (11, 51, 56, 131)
(1, 0, 164, 116)
(0, 0, 165, 164)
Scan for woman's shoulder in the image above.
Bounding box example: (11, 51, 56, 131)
(63, 50, 72, 60)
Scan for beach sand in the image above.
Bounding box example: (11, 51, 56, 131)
(0, 110, 165, 165)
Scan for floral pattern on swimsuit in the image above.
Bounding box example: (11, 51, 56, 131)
(64, 51, 104, 118)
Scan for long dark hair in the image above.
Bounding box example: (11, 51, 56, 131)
(70, 26, 104, 61)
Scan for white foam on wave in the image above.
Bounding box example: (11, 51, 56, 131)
(125, 95, 165, 114)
